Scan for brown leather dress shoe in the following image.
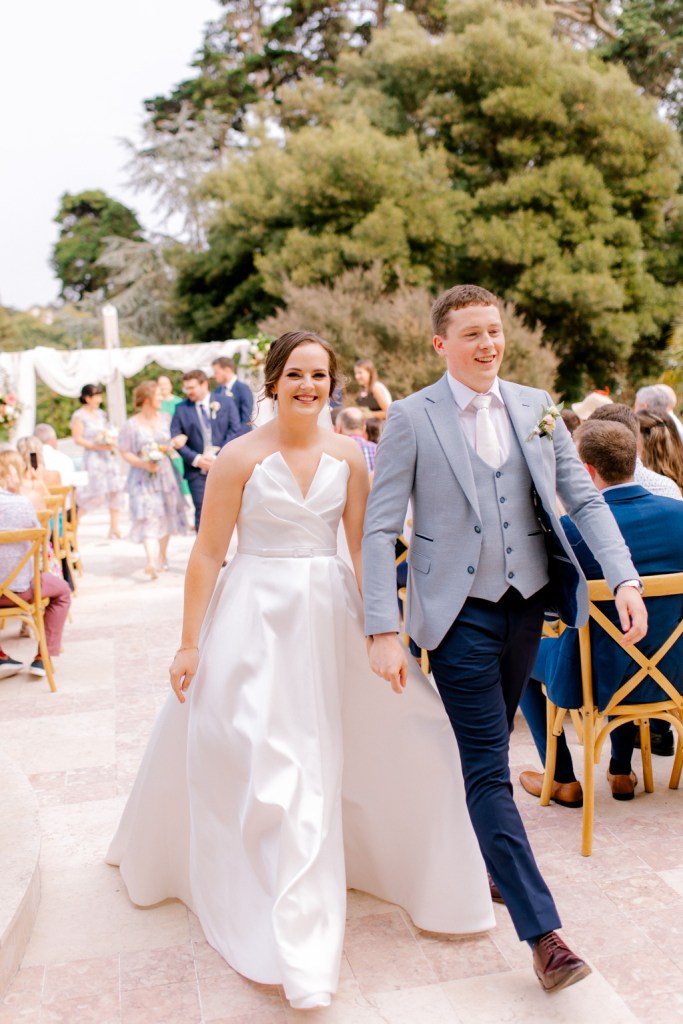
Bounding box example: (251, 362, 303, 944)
(487, 872, 504, 904)
(533, 932, 591, 992)
(519, 770, 583, 808)
(606, 769, 637, 801)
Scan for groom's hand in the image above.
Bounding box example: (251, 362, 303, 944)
(367, 633, 408, 694)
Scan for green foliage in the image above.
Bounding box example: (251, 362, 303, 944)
(52, 190, 143, 303)
(173, 2, 682, 393)
(259, 264, 558, 397)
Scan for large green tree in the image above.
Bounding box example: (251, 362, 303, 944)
(51, 190, 143, 303)
(173, 1, 682, 393)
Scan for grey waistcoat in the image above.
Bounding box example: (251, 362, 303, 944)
(467, 428, 549, 602)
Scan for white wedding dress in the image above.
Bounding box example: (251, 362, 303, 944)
(107, 452, 494, 1006)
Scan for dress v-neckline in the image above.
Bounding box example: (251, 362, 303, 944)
(272, 450, 330, 502)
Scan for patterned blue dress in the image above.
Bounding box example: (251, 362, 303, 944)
(117, 414, 190, 543)
(70, 408, 124, 511)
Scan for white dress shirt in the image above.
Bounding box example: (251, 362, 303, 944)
(446, 374, 511, 463)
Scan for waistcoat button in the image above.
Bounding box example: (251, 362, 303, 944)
(506, 547, 512, 554)
(474, 525, 481, 534)
(508, 571, 515, 579)
(467, 565, 475, 574)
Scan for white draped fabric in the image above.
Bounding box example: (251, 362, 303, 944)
(0, 341, 257, 436)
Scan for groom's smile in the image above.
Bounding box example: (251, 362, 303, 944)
(433, 304, 505, 392)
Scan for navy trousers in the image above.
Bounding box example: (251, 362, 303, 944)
(427, 587, 561, 942)
(185, 470, 207, 531)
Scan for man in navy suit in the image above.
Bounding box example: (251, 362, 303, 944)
(171, 369, 241, 529)
(211, 356, 254, 435)
(520, 419, 683, 804)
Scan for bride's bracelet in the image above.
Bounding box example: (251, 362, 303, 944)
(176, 645, 199, 653)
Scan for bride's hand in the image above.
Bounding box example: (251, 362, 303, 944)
(169, 647, 199, 703)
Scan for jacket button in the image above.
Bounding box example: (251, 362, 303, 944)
(467, 566, 475, 574)
(508, 571, 515, 579)
(495, 471, 502, 478)
(499, 497, 506, 503)
(506, 547, 512, 554)
(474, 525, 481, 534)
(503, 522, 509, 528)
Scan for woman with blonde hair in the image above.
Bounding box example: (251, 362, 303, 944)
(637, 409, 683, 492)
(353, 358, 392, 420)
(117, 380, 188, 578)
(0, 449, 49, 512)
(16, 436, 61, 489)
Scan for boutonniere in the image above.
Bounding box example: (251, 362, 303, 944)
(527, 402, 564, 441)
(210, 401, 221, 420)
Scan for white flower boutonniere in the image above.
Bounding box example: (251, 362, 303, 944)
(527, 402, 564, 442)
(209, 401, 221, 421)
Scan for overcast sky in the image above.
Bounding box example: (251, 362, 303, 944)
(0, 0, 220, 311)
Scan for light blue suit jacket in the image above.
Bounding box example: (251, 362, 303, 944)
(362, 374, 639, 650)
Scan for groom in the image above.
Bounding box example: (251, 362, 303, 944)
(362, 284, 647, 993)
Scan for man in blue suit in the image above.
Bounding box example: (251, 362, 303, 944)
(171, 369, 241, 530)
(211, 356, 254, 435)
(520, 419, 683, 804)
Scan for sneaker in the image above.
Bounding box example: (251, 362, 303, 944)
(0, 655, 24, 679)
(29, 658, 46, 678)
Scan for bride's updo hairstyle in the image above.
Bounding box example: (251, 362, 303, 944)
(264, 331, 342, 401)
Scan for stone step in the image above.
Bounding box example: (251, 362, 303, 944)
(0, 755, 41, 995)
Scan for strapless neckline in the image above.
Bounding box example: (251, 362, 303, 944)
(251, 451, 344, 504)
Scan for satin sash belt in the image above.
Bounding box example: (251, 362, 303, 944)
(237, 546, 338, 558)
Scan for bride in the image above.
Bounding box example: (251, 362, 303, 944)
(107, 331, 494, 1010)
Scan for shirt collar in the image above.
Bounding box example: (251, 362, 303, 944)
(446, 373, 503, 411)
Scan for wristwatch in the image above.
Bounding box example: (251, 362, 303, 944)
(615, 578, 644, 595)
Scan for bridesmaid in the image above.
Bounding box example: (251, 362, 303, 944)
(353, 358, 392, 420)
(70, 384, 125, 538)
(118, 381, 189, 578)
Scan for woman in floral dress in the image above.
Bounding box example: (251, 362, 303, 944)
(70, 384, 125, 537)
(118, 381, 189, 578)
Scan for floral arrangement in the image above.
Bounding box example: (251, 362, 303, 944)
(141, 441, 168, 464)
(96, 427, 119, 447)
(527, 402, 564, 441)
(234, 333, 272, 373)
(0, 371, 21, 434)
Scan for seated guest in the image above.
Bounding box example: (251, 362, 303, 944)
(33, 424, 78, 494)
(519, 420, 683, 804)
(560, 409, 580, 437)
(17, 436, 61, 489)
(335, 407, 377, 473)
(0, 459, 72, 679)
(0, 450, 49, 512)
(589, 403, 682, 501)
(637, 409, 683, 494)
(659, 384, 683, 443)
(364, 417, 382, 445)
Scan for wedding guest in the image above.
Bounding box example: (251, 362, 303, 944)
(637, 409, 683, 492)
(589, 404, 682, 500)
(118, 382, 189, 578)
(70, 384, 125, 538)
(519, 419, 683, 802)
(211, 356, 253, 434)
(0, 450, 49, 512)
(33, 425, 77, 494)
(157, 375, 183, 416)
(353, 359, 392, 420)
(171, 370, 241, 530)
(659, 383, 683, 442)
(571, 390, 612, 420)
(634, 384, 669, 417)
(335, 407, 377, 473)
(0, 459, 71, 679)
(560, 409, 580, 436)
(364, 416, 383, 444)
(16, 436, 61, 489)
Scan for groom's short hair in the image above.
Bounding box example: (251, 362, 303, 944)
(431, 284, 499, 336)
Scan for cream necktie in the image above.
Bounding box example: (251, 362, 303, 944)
(471, 393, 501, 468)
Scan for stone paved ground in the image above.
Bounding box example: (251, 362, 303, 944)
(2, 508, 683, 1023)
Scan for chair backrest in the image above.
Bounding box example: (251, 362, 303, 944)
(580, 573, 683, 714)
(0, 529, 46, 612)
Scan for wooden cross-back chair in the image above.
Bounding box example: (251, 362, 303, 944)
(0, 528, 57, 692)
(541, 573, 683, 856)
(46, 485, 80, 588)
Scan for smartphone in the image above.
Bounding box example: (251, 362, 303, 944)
(29, 451, 39, 470)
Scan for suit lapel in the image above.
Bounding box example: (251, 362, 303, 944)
(500, 380, 554, 505)
(425, 376, 480, 516)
